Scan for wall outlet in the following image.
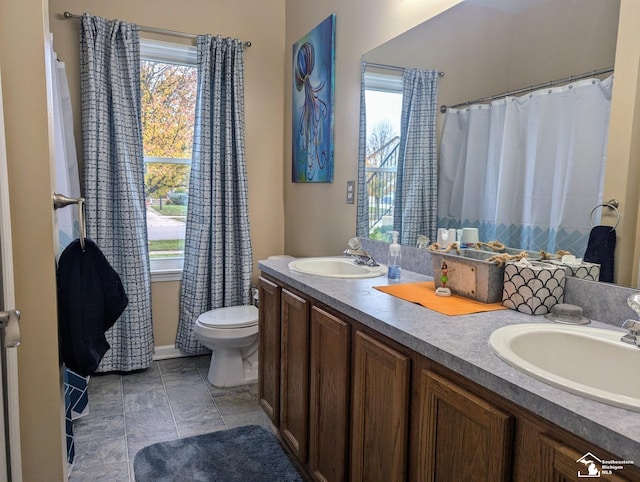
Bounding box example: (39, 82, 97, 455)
(346, 180, 355, 204)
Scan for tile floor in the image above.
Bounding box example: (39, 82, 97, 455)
(69, 355, 272, 482)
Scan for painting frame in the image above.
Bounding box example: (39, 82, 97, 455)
(292, 14, 336, 183)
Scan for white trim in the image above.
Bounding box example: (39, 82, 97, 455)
(140, 38, 197, 66)
(0, 69, 22, 481)
(144, 156, 191, 165)
(153, 345, 202, 360)
(150, 257, 184, 282)
(364, 71, 404, 93)
(150, 269, 183, 283)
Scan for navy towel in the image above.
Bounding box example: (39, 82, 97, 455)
(583, 226, 616, 283)
(57, 239, 129, 375)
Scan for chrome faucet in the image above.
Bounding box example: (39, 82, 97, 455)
(344, 237, 379, 267)
(621, 294, 640, 347)
(621, 320, 640, 346)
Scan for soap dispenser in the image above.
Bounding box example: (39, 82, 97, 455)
(387, 230, 401, 280)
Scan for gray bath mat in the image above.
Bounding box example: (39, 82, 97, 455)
(133, 424, 303, 482)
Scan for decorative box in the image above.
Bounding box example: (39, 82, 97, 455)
(432, 250, 505, 303)
(502, 261, 566, 315)
(549, 261, 600, 281)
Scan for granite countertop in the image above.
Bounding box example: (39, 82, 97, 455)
(258, 257, 640, 464)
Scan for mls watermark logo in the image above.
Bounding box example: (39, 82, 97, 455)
(576, 452, 635, 478)
(576, 452, 601, 478)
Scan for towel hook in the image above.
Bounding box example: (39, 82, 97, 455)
(589, 199, 620, 231)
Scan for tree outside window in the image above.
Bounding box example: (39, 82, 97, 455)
(141, 58, 197, 261)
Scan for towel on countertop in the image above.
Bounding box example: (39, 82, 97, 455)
(373, 281, 506, 316)
(583, 226, 616, 283)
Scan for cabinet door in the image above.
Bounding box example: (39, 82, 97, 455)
(280, 289, 310, 462)
(351, 330, 410, 482)
(309, 307, 350, 482)
(416, 370, 513, 482)
(258, 276, 281, 425)
(540, 435, 631, 482)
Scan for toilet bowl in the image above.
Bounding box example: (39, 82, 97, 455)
(193, 305, 259, 388)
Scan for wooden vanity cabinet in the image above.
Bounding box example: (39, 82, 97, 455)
(309, 306, 350, 482)
(258, 274, 640, 482)
(538, 435, 629, 482)
(350, 330, 410, 482)
(513, 414, 640, 482)
(258, 276, 281, 425)
(413, 369, 514, 482)
(280, 288, 310, 462)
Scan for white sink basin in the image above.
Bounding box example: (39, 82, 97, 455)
(288, 257, 387, 279)
(489, 323, 640, 412)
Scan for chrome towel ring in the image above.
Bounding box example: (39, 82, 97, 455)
(589, 199, 620, 231)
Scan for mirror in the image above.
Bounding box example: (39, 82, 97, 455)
(359, 0, 620, 254)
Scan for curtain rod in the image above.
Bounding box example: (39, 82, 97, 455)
(440, 66, 613, 113)
(365, 61, 445, 77)
(62, 12, 251, 47)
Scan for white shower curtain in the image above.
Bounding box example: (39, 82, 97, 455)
(48, 34, 87, 468)
(51, 37, 81, 252)
(438, 75, 613, 255)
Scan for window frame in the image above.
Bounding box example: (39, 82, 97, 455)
(140, 38, 197, 281)
(363, 70, 403, 238)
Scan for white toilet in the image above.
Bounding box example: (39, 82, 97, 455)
(193, 305, 259, 388)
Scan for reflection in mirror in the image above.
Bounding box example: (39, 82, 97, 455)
(358, 66, 441, 247)
(360, 70, 402, 241)
(357, 0, 620, 258)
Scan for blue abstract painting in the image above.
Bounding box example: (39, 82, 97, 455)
(292, 14, 335, 183)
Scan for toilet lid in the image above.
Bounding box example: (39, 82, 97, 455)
(197, 305, 259, 329)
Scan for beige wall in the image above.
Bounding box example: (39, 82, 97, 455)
(606, 0, 640, 287)
(48, 0, 286, 350)
(283, 0, 461, 258)
(151, 280, 180, 346)
(365, 0, 618, 113)
(0, 0, 68, 480)
(48, 0, 287, 274)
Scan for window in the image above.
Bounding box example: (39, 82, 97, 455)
(140, 39, 197, 276)
(364, 71, 403, 239)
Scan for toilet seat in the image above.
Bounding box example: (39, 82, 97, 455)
(197, 305, 258, 329)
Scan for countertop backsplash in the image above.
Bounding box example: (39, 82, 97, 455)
(358, 237, 639, 327)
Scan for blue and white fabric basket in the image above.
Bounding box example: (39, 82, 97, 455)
(502, 259, 566, 315)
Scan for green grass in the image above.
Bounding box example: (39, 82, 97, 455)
(148, 239, 184, 251)
(150, 204, 187, 216)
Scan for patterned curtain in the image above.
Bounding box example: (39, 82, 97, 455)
(356, 61, 369, 237)
(394, 69, 440, 246)
(80, 14, 154, 372)
(176, 35, 253, 353)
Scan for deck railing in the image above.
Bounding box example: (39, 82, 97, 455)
(365, 136, 400, 234)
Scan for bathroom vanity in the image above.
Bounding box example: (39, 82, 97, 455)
(257, 258, 640, 481)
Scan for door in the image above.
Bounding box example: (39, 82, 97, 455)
(309, 306, 350, 482)
(539, 435, 632, 482)
(350, 330, 410, 482)
(0, 70, 23, 482)
(416, 370, 513, 482)
(280, 288, 310, 463)
(258, 276, 281, 424)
